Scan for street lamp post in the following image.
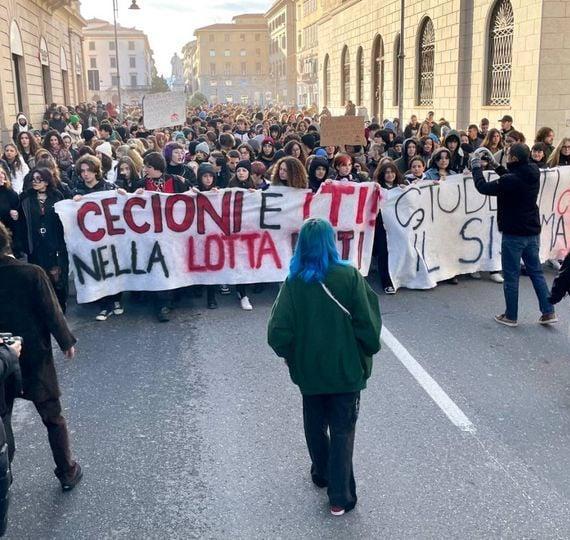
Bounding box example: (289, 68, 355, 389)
(112, 0, 140, 121)
(398, 0, 405, 130)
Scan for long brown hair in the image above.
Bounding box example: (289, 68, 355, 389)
(271, 156, 308, 188)
(481, 128, 503, 152)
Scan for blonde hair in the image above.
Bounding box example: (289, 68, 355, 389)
(547, 137, 570, 167)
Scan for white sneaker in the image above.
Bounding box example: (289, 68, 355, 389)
(549, 259, 562, 271)
(95, 309, 111, 321)
(240, 296, 253, 311)
(113, 301, 124, 315)
(489, 273, 504, 283)
(470, 271, 482, 279)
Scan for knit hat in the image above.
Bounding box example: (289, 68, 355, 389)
(262, 137, 275, 146)
(97, 141, 113, 158)
(427, 133, 439, 144)
(236, 160, 252, 174)
(195, 141, 210, 156)
(314, 148, 328, 157)
(69, 115, 80, 125)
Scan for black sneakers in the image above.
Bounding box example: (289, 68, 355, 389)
(58, 463, 83, 492)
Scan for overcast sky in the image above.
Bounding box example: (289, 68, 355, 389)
(80, 0, 272, 77)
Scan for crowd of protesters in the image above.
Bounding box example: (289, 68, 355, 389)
(1, 100, 569, 323)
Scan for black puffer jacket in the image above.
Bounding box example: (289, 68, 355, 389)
(472, 160, 541, 236)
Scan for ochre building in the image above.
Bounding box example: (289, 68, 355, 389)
(0, 0, 86, 141)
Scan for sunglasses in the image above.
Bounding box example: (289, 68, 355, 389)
(32, 176, 45, 183)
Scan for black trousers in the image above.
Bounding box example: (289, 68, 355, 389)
(373, 214, 393, 289)
(3, 397, 77, 481)
(302, 391, 360, 510)
(0, 424, 10, 537)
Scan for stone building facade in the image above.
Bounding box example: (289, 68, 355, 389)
(192, 14, 271, 105)
(181, 40, 197, 95)
(317, 0, 570, 138)
(83, 18, 153, 106)
(296, 0, 322, 107)
(0, 0, 86, 142)
(266, 0, 297, 105)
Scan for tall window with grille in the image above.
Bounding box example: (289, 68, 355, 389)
(341, 46, 350, 105)
(486, 0, 514, 106)
(323, 54, 330, 107)
(417, 18, 435, 107)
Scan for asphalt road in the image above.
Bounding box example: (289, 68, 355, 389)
(5, 269, 570, 539)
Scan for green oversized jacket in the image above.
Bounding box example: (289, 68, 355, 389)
(267, 264, 382, 395)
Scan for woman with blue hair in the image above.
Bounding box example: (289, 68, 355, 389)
(267, 218, 381, 516)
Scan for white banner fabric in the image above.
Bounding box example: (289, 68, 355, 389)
(55, 183, 381, 303)
(381, 167, 570, 290)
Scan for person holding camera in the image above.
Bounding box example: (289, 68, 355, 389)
(470, 145, 557, 327)
(0, 222, 82, 492)
(0, 334, 22, 537)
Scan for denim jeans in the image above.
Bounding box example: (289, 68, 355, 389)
(302, 392, 360, 511)
(501, 234, 554, 320)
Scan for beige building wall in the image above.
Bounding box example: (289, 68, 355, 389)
(0, 0, 86, 141)
(194, 15, 270, 105)
(296, 0, 322, 107)
(266, 0, 297, 104)
(536, 0, 570, 139)
(317, 0, 565, 140)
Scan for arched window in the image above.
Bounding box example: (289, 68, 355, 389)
(371, 35, 384, 119)
(392, 34, 400, 107)
(418, 18, 435, 106)
(356, 47, 364, 106)
(323, 54, 330, 107)
(341, 45, 350, 105)
(10, 21, 25, 113)
(486, 0, 514, 105)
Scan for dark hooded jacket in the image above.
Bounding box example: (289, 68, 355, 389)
(394, 139, 419, 174)
(443, 130, 469, 172)
(308, 157, 330, 193)
(472, 159, 541, 236)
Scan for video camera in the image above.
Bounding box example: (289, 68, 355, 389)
(0, 334, 23, 347)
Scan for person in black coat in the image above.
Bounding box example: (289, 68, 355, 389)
(18, 168, 69, 312)
(549, 253, 570, 305)
(471, 145, 557, 326)
(0, 223, 81, 492)
(0, 172, 19, 254)
(73, 156, 124, 320)
(0, 337, 22, 537)
(164, 142, 197, 187)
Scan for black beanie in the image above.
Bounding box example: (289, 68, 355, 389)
(301, 133, 316, 150)
(236, 160, 252, 174)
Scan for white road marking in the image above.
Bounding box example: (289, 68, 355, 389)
(381, 326, 476, 433)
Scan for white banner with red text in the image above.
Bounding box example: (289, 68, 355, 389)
(55, 183, 381, 303)
(380, 167, 570, 290)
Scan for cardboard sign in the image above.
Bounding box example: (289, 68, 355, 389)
(320, 116, 367, 147)
(55, 183, 380, 303)
(143, 92, 186, 129)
